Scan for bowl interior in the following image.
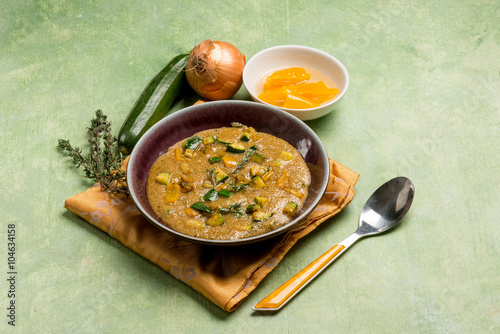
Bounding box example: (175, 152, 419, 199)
(127, 100, 330, 245)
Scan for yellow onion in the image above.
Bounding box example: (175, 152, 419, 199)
(186, 40, 246, 100)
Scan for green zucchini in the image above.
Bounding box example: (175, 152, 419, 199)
(191, 202, 214, 213)
(283, 201, 298, 216)
(218, 189, 232, 197)
(118, 53, 189, 154)
(184, 136, 202, 151)
(203, 189, 219, 201)
(252, 211, 273, 222)
(240, 133, 253, 141)
(206, 213, 225, 227)
(251, 152, 266, 164)
(208, 156, 222, 164)
(227, 143, 246, 153)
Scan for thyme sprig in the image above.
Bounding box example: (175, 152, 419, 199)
(231, 145, 257, 174)
(58, 110, 129, 197)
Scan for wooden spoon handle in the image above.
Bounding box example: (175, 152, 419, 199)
(253, 244, 345, 311)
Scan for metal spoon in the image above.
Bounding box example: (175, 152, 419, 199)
(253, 177, 415, 311)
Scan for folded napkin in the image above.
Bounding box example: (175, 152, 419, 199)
(64, 158, 359, 311)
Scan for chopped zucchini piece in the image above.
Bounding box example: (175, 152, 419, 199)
(203, 136, 215, 145)
(183, 148, 194, 158)
(240, 132, 253, 141)
(218, 189, 233, 197)
(255, 196, 269, 207)
(283, 201, 299, 216)
(227, 143, 246, 153)
(222, 156, 238, 168)
(250, 176, 266, 189)
(251, 152, 266, 164)
(155, 172, 171, 185)
(216, 138, 232, 145)
(280, 151, 294, 161)
(206, 213, 225, 226)
(184, 136, 202, 151)
(213, 167, 229, 183)
(252, 211, 273, 222)
(203, 189, 219, 201)
(165, 183, 181, 203)
(208, 156, 222, 164)
(246, 204, 260, 212)
(190, 202, 214, 213)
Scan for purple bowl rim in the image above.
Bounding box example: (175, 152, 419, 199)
(127, 100, 330, 246)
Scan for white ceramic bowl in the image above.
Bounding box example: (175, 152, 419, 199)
(243, 45, 349, 121)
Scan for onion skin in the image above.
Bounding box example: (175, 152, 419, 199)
(186, 40, 246, 100)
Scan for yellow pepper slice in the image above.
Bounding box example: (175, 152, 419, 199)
(264, 67, 311, 87)
(283, 92, 320, 109)
(258, 67, 339, 109)
(165, 183, 181, 203)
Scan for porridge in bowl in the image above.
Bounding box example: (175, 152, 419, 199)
(146, 123, 311, 240)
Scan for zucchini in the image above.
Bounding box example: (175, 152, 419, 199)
(213, 167, 229, 183)
(249, 176, 266, 189)
(252, 211, 273, 222)
(227, 143, 246, 153)
(184, 136, 202, 151)
(283, 201, 299, 216)
(240, 133, 252, 141)
(251, 152, 266, 164)
(246, 204, 260, 212)
(208, 156, 222, 164)
(216, 138, 232, 145)
(155, 172, 171, 185)
(255, 196, 268, 207)
(206, 213, 225, 227)
(191, 202, 214, 213)
(203, 136, 215, 145)
(217, 189, 232, 197)
(203, 189, 219, 201)
(118, 53, 189, 154)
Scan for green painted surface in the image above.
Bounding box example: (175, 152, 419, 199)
(1, 0, 498, 332)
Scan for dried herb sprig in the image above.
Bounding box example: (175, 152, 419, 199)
(58, 110, 129, 197)
(231, 146, 257, 174)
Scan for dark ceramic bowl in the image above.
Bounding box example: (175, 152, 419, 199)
(127, 100, 329, 246)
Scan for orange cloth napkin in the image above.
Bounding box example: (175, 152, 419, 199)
(64, 158, 359, 311)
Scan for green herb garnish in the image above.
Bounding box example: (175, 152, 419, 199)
(58, 110, 128, 197)
(218, 203, 246, 217)
(231, 146, 258, 173)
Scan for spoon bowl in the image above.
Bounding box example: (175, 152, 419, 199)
(359, 176, 415, 235)
(253, 177, 415, 311)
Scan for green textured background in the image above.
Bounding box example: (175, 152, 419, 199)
(1, 0, 498, 333)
